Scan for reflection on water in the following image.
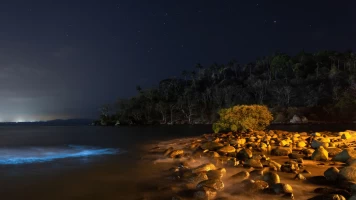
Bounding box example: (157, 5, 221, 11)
(0, 145, 121, 165)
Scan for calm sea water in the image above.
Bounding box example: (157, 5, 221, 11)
(0, 124, 355, 199)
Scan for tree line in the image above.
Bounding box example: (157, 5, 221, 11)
(96, 50, 356, 125)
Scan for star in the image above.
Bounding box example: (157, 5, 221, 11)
(274, 20, 277, 24)
(165, 13, 168, 16)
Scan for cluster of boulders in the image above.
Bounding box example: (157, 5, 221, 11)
(155, 130, 356, 199)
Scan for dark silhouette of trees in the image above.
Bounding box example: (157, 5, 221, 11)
(99, 50, 356, 125)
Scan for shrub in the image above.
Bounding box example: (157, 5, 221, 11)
(212, 105, 273, 133)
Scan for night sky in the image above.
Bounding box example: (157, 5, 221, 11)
(0, 0, 354, 122)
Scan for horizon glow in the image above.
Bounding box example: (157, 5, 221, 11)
(0, 145, 122, 165)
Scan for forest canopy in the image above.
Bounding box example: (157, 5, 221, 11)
(97, 50, 356, 126)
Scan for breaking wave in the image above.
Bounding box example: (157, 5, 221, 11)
(0, 145, 122, 165)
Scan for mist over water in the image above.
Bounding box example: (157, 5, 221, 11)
(0, 145, 121, 165)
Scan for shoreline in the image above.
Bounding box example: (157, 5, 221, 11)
(138, 129, 356, 199)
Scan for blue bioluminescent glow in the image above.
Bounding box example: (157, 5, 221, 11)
(0, 145, 122, 165)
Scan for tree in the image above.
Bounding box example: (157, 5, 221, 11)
(212, 105, 273, 133)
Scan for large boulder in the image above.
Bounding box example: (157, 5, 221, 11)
(236, 138, 246, 145)
(311, 146, 329, 161)
(183, 171, 209, 183)
(340, 132, 352, 140)
(339, 166, 356, 182)
(272, 183, 293, 194)
(196, 179, 224, 191)
(201, 142, 224, 151)
(230, 171, 249, 182)
(297, 141, 307, 148)
(192, 163, 217, 173)
(194, 187, 217, 200)
(290, 115, 301, 123)
(326, 148, 343, 157)
(268, 160, 282, 171)
(218, 145, 236, 153)
(169, 149, 184, 158)
(311, 138, 330, 149)
(324, 167, 340, 181)
(333, 149, 356, 162)
(271, 147, 292, 156)
(236, 148, 253, 161)
(243, 180, 269, 192)
(244, 158, 263, 169)
(281, 161, 299, 173)
(262, 171, 280, 185)
(206, 168, 226, 180)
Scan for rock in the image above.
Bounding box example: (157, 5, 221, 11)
(348, 159, 356, 166)
(192, 163, 217, 173)
(280, 139, 291, 147)
(206, 168, 226, 180)
(194, 187, 217, 200)
(271, 147, 292, 156)
(244, 158, 263, 169)
(339, 166, 356, 182)
(218, 145, 236, 153)
(226, 157, 238, 167)
(288, 153, 304, 159)
(313, 132, 322, 137)
(294, 173, 306, 180)
(230, 171, 249, 181)
(311, 140, 329, 149)
(326, 148, 343, 157)
(183, 172, 209, 183)
(333, 149, 356, 162)
(301, 116, 308, 123)
(163, 147, 174, 156)
(272, 183, 293, 194)
(249, 169, 264, 180)
(207, 151, 220, 158)
(201, 142, 224, 151)
(302, 148, 315, 156)
(243, 180, 269, 192)
(290, 115, 301, 123)
(196, 179, 224, 191)
(297, 141, 307, 148)
(341, 132, 352, 140)
(236, 138, 246, 145)
(169, 150, 184, 158)
(236, 148, 253, 161)
(268, 160, 282, 171)
(281, 161, 299, 173)
(262, 171, 280, 185)
(311, 146, 329, 161)
(324, 167, 340, 181)
(309, 194, 346, 200)
(297, 158, 304, 164)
